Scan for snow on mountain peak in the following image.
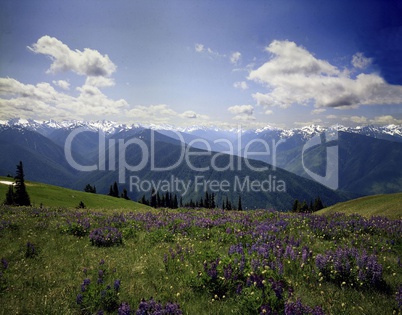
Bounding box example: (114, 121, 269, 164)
(1, 118, 402, 140)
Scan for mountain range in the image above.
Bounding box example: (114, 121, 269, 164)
(1, 118, 401, 209)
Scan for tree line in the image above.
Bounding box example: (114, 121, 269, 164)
(291, 197, 324, 213)
(138, 189, 243, 211)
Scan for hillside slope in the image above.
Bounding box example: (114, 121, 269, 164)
(0, 176, 151, 211)
(316, 192, 402, 219)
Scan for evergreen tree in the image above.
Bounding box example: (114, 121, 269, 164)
(113, 182, 119, 198)
(140, 194, 148, 205)
(210, 193, 215, 209)
(4, 185, 14, 205)
(77, 201, 86, 209)
(204, 191, 210, 209)
(300, 200, 309, 213)
(292, 199, 300, 212)
(238, 195, 243, 211)
(121, 188, 130, 200)
(14, 161, 30, 206)
(173, 194, 178, 209)
(84, 184, 96, 193)
(313, 197, 324, 211)
(150, 189, 157, 208)
(165, 192, 171, 208)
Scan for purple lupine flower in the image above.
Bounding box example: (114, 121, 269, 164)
(1, 258, 8, 270)
(76, 293, 83, 305)
(114, 279, 121, 291)
(118, 302, 132, 315)
(396, 285, 402, 310)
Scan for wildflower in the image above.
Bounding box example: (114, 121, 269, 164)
(114, 279, 121, 291)
(1, 258, 8, 270)
(76, 293, 83, 305)
(118, 302, 131, 315)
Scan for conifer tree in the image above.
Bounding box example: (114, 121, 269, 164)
(313, 197, 324, 211)
(150, 189, 157, 208)
(210, 192, 215, 209)
(4, 185, 14, 205)
(238, 195, 243, 211)
(292, 199, 300, 212)
(14, 161, 30, 206)
(113, 182, 119, 198)
(121, 188, 130, 200)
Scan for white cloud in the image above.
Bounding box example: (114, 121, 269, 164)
(52, 80, 70, 90)
(230, 52, 241, 64)
(28, 36, 116, 77)
(233, 81, 249, 90)
(228, 105, 254, 115)
(195, 43, 204, 53)
(265, 109, 273, 115)
(312, 108, 326, 114)
(248, 40, 402, 112)
(127, 104, 176, 123)
(228, 105, 255, 121)
(85, 76, 115, 88)
(339, 115, 402, 125)
(194, 43, 225, 58)
(352, 52, 372, 69)
(343, 115, 368, 124)
(180, 110, 209, 120)
(0, 77, 127, 120)
(326, 115, 338, 119)
(370, 115, 402, 125)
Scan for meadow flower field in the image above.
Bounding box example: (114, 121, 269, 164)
(0, 205, 401, 314)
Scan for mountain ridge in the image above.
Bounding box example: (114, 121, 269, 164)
(1, 118, 402, 140)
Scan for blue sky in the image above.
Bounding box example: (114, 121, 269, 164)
(1, 0, 401, 129)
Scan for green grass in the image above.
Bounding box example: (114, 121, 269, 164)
(317, 192, 402, 219)
(0, 176, 151, 212)
(0, 206, 401, 315)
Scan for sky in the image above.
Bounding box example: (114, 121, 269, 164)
(0, 0, 402, 129)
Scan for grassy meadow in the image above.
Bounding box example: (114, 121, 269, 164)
(317, 192, 402, 220)
(0, 179, 401, 314)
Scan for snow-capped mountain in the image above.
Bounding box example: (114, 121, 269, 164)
(1, 118, 402, 143)
(1, 117, 402, 199)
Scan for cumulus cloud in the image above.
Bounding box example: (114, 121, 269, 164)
(127, 104, 176, 123)
(194, 43, 225, 58)
(28, 36, 116, 77)
(228, 105, 254, 115)
(342, 115, 368, 124)
(248, 40, 402, 112)
(195, 43, 204, 53)
(180, 110, 208, 120)
(52, 80, 70, 90)
(370, 115, 402, 125)
(230, 52, 241, 64)
(340, 115, 402, 125)
(351, 52, 372, 69)
(233, 81, 249, 90)
(85, 76, 115, 88)
(228, 105, 255, 121)
(0, 77, 127, 120)
(312, 108, 326, 114)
